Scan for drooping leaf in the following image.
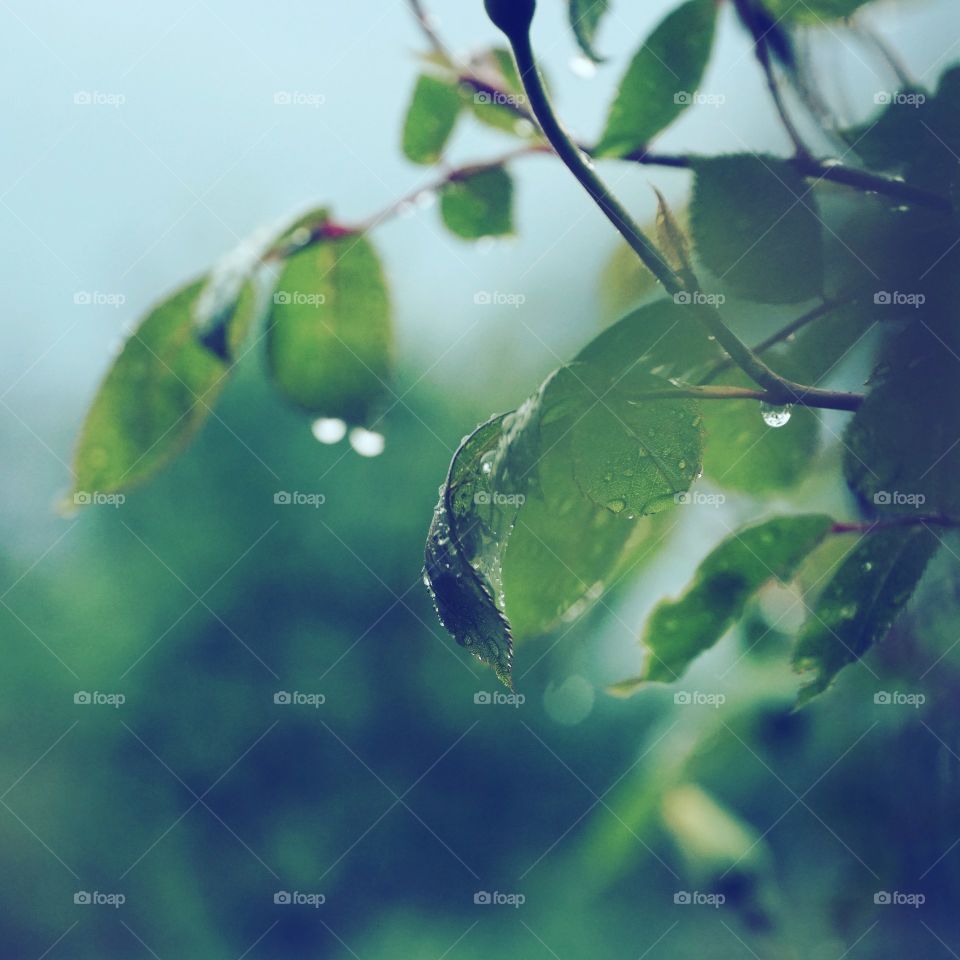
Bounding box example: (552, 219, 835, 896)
(632, 514, 833, 684)
(793, 526, 939, 705)
(596, 0, 718, 157)
(402, 73, 463, 165)
(424, 417, 514, 686)
(267, 231, 392, 423)
(569, 0, 610, 63)
(424, 299, 707, 680)
(653, 187, 694, 282)
(439, 166, 514, 239)
(690, 155, 824, 303)
(72, 278, 253, 498)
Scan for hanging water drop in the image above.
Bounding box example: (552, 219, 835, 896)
(311, 417, 347, 444)
(349, 427, 385, 457)
(607, 498, 626, 514)
(569, 55, 597, 79)
(760, 402, 792, 428)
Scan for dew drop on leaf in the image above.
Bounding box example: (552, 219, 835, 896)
(606, 498, 626, 514)
(311, 417, 348, 444)
(349, 427, 385, 457)
(760, 402, 792, 428)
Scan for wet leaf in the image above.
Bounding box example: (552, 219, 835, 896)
(633, 514, 833, 684)
(72, 279, 252, 498)
(793, 526, 939, 705)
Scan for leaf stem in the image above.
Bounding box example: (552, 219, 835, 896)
(831, 516, 960, 534)
(508, 30, 684, 292)
(699, 297, 854, 384)
(634, 382, 864, 412)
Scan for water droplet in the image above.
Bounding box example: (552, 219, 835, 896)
(678, 460, 687, 471)
(760, 402, 792, 428)
(569, 55, 597, 79)
(513, 119, 535, 137)
(311, 417, 347, 444)
(349, 427, 385, 457)
(480, 450, 495, 476)
(415, 190, 436, 209)
(607, 498, 626, 514)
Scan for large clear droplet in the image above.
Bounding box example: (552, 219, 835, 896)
(311, 417, 347, 444)
(569, 55, 597, 79)
(349, 427, 385, 457)
(760, 402, 792, 428)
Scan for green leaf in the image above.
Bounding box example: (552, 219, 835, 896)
(267, 231, 392, 423)
(793, 526, 939, 705)
(424, 299, 707, 681)
(690, 155, 824, 303)
(596, 0, 718, 157)
(439, 166, 514, 239)
(466, 48, 538, 137)
(569, 0, 610, 63)
(424, 417, 514, 687)
(72, 278, 251, 498)
(635, 514, 833, 684)
(845, 327, 960, 518)
(402, 73, 462, 165)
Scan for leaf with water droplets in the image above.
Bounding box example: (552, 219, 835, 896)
(267, 230, 392, 424)
(424, 417, 513, 686)
(439, 166, 514, 240)
(402, 73, 463, 166)
(622, 515, 833, 687)
(72, 278, 254, 499)
(793, 526, 938, 706)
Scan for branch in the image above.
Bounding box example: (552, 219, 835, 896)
(832, 515, 960, 534)
(635, 382, 864, 412)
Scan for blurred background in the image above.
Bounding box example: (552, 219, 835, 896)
(2, 0, 960, 956)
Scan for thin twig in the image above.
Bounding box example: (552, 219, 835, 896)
(634, 382, 864, 412)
